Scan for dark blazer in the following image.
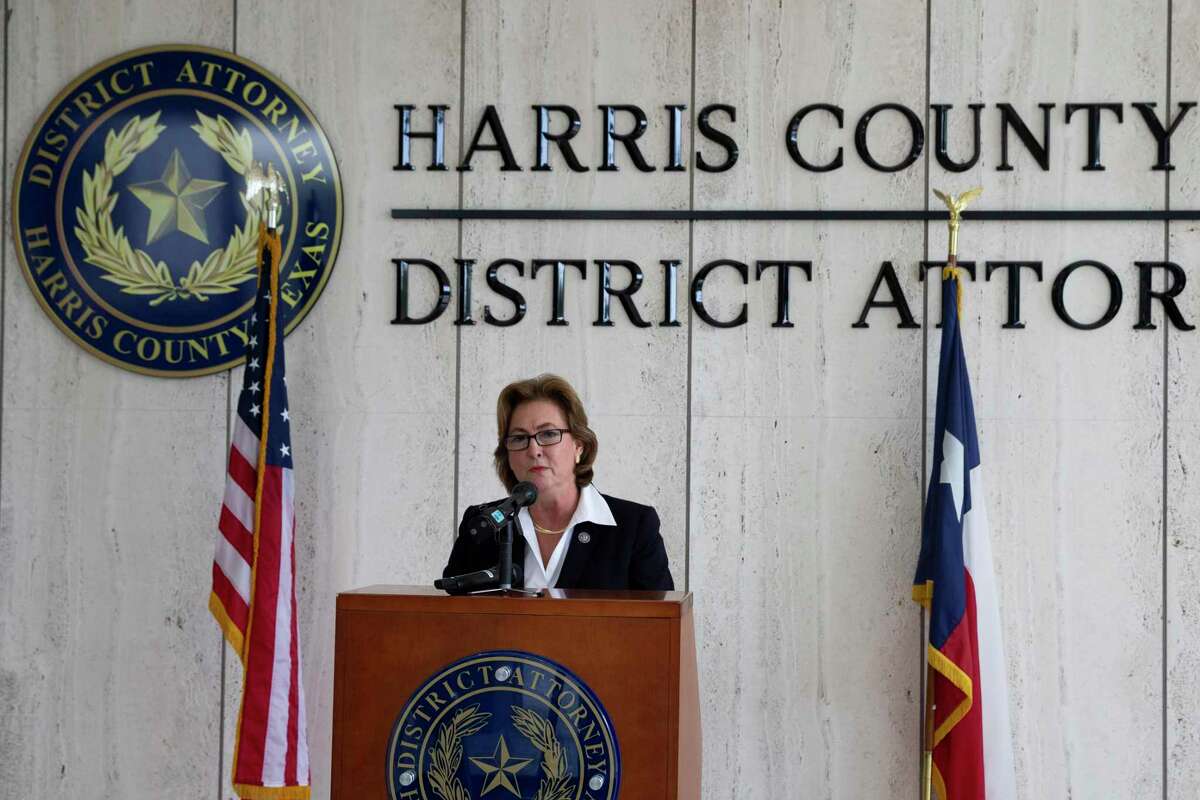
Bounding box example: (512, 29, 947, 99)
(443, 492, 674, 591)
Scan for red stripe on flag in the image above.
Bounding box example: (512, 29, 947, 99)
(285, 517, 300, 785)
(219, 505, 254, 564)
(236, 465, 285, 785)
(228, 445, 257, 499)
(932, 569, 985, 800)
(212, 562, 249, 632)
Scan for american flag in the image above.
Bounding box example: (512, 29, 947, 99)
(210, 226, 310, 799)
(913, 268, 1015, 800)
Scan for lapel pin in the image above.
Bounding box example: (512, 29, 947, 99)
(577, 531, 591, 544)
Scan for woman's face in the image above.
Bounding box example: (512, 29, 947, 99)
(506, 399, 583, 500)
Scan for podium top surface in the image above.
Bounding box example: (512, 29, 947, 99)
(337, 585, 692, 618)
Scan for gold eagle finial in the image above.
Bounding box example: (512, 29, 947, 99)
(932, 187, 982, 259)
(245, 161, 287, 230)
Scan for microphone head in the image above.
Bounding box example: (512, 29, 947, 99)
(511, 481, 538, 508)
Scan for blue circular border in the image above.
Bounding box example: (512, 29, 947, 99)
(386, 649, 622, 800)
(10, 44, 342, 377)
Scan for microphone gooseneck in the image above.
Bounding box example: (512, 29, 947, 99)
(472, 481, 540, 537)
(510, 481, 537, 508)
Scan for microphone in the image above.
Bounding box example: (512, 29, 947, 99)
(435, 563, 523, 595)
(469, 481, 538, 537)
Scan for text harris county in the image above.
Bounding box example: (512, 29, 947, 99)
(395, 102, 1196, 173)
(394, 257, 1197, 331)
(21, 219, 329, 367)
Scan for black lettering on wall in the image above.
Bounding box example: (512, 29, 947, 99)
(855, 104, 924, 173)
(853, 261, 919, 328)
(755, 260, 812, 328)
(932, 104, 984, 172)
(660, 260, 682, 326)
(598, 105, 654, 172)
(692, 259, 748, 328)
(454, 259, 475, 325)
(594, 260, 651, 327)
(1051, 260, 1122, 329)
(458, 105, 521, 172)
(394, 104, 448, 170)
(392, 259, 451, 324)
(985, 261, 1043, 329)
(531, 259, 588, 325)
(484, 259, 527, 327)
(695, 104, 739, 173)
(786, 104, 844, 172)
(1134, 261, 1195, 330)
(1131, 102, 1197, 171)
(532, 105, 588, 172)
(997, 103, 1055, 171)
(665, 105, 687, 172)
(1064, 103, 1124, 171)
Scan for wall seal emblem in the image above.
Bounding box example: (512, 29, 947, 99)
(387, 650, 621, 800)
(11, 45, 342, 377)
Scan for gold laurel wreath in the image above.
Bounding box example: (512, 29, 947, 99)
(73, 110, 266, 306)
(511, 707, 573, 800)
(427, 705, 491, 800)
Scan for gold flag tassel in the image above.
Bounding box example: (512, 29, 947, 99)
(258, 223, 282, 278)
(932, 187, 982, 319)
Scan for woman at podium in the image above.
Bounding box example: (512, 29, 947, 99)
(444, 374, 674, 591)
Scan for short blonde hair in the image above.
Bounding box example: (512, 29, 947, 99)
(493, 374, 598, 491)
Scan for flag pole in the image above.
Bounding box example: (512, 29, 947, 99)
(921, 186, 983, 800)
(922, 659, 935, 800)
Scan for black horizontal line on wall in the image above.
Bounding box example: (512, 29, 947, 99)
(392, 208, 1200, 222)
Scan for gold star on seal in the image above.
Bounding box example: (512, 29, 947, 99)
(128, 148, 226, 245)
(468, 735, 533, 797)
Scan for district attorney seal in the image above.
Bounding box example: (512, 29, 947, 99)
(387, 650, 621, 800)
(11, 45, 341, 377)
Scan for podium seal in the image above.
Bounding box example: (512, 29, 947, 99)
(387, 650, 620, 800)
(11, 45, 341, 377)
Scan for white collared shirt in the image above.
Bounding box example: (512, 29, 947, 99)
(519, 484, 615, 589)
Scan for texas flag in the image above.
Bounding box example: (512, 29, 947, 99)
(913, 269, 1017, 800)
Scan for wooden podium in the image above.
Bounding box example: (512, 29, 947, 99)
(332, 586, 700, 799)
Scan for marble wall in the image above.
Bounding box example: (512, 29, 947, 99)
(0, 1, 1193, 798)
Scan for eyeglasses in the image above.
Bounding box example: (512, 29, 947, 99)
(503, 428, 571, 451)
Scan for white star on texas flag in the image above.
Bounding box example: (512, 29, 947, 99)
(939, 430, 965, 520)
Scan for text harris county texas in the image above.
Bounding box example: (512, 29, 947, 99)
(394, 102, 1195, 173)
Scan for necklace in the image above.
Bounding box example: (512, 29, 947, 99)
(533, 522, 566, 536)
